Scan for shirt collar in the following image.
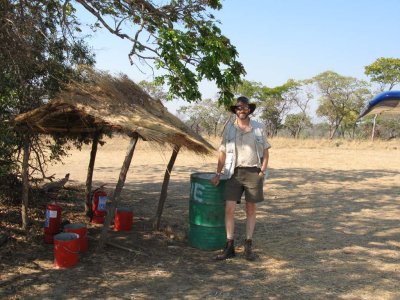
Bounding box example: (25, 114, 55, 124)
(234, 118, 253, 129)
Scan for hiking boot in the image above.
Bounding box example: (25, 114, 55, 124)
(244, 239, 257, 261)
(215, 239, 235, 260)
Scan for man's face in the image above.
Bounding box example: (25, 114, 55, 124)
(235, 102, 250, 119)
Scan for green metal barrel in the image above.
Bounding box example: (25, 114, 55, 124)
(189, 172, 226, 250)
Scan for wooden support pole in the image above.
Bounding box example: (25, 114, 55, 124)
(371, 114, 378, 141)
(21, 135, 30, 231)
(85, 132, 99, 216)
(154, 144, 180, 230)
(98, 133, 139, 249)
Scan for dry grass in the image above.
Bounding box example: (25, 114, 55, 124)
(270, 136, 399, 150)
(73, 134, 399, 153)
(206, 135, 399, 150)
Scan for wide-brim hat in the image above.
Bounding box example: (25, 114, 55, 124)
(229, 96, 256, 114)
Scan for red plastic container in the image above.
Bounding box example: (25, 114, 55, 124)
(91, 189, 108, 224)
(54, 232, 80, 268)
(114, 208, 133, 231)
(44, 203, 62, 244)
(63, 223, 88, 253)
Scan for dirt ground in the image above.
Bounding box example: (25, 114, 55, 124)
(1, 137, 399, 299)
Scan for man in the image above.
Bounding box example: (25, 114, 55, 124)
(211, 96, 270, 261)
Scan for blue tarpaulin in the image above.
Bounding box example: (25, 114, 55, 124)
(359, 90, 400, 118)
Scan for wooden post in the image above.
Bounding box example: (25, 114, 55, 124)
(371, 114, 378, 141)
(98, 133, 139, 249)
(21, 135, 30, 230)
(85, 132, 99, 216)
(154, 145, 180, 230)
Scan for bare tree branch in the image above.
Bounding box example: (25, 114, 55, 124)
(76, 0, 136, 42)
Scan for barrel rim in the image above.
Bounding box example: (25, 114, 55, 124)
(54, 232, 79, 241)
(115, 207, 133, 212)
(190, 172, 228, 180)
(63, 223, 86, 229)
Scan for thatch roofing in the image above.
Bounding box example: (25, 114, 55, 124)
(14, 69, 214, 154)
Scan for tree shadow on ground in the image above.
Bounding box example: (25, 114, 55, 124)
(1, 166, 399, 299)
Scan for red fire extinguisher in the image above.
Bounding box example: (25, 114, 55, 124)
(91, 185, 108, 224)
(44, 203, 62, 244)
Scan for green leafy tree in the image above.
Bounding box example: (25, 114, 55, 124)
(178, 98, 228, 136)
(364, 57, 400, 140)
(1, 0, 95, 174)
(1, 0, 94, 227)
(333, 84, 371, 139)
(312, 122, 331, 138)
(234, 80, 263, 100)
(378, 116, 400, 139)
(339, 110, 360, 138)
(284, 113, 312, 138)
(290, 79, 314, 115)
(138, 80, 167, 102)
(313, 71, 371, 139)
(358, 115, 400, 140)
(365, 57, 400, 91)
(283, 79, 314, 138)
(75, 0, 246, 105)
(236, 79, 300, 137)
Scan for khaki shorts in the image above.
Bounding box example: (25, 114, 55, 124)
(224, 167, 264, 203)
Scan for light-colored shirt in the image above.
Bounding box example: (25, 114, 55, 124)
(219, 120, 271, 168)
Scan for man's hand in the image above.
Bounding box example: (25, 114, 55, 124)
(211, 174, 220, 186)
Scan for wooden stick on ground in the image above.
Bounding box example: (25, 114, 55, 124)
(105, 241, 146, 255)
(88, 235, 147, 256)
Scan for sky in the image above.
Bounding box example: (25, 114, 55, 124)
(80, 0, 400, 114)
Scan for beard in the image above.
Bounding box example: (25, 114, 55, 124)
(237, 112, 250, 120)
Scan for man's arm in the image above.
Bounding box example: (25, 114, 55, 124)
(259, 148, 269, 177)
(211, 151, 226, 186)
(216, 151, 226, 174)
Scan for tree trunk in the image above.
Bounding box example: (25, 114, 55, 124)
(329, 128, 335, 139)
(371, 114, 378, 141)
(351, 122, 357, 139)
(98, 133, 139, 249)
(295, 126, 301, 139)
(85, 133, 99, 215)
(154, 145, 180, 230)
(329, 122, 341, 139)
(21, 135, 30, 230)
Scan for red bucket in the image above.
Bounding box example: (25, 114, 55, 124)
(91, 215, 105, 224)
(54, 232, 80, 268)
(44, 233, 55, 244)
(63, 223, 88, 253)
(44, 203, 62, 244)
(114, 208, 133, 231)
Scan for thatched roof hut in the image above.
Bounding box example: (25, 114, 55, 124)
(14, 69, 214, 154)
(14, 69, 216, 243)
